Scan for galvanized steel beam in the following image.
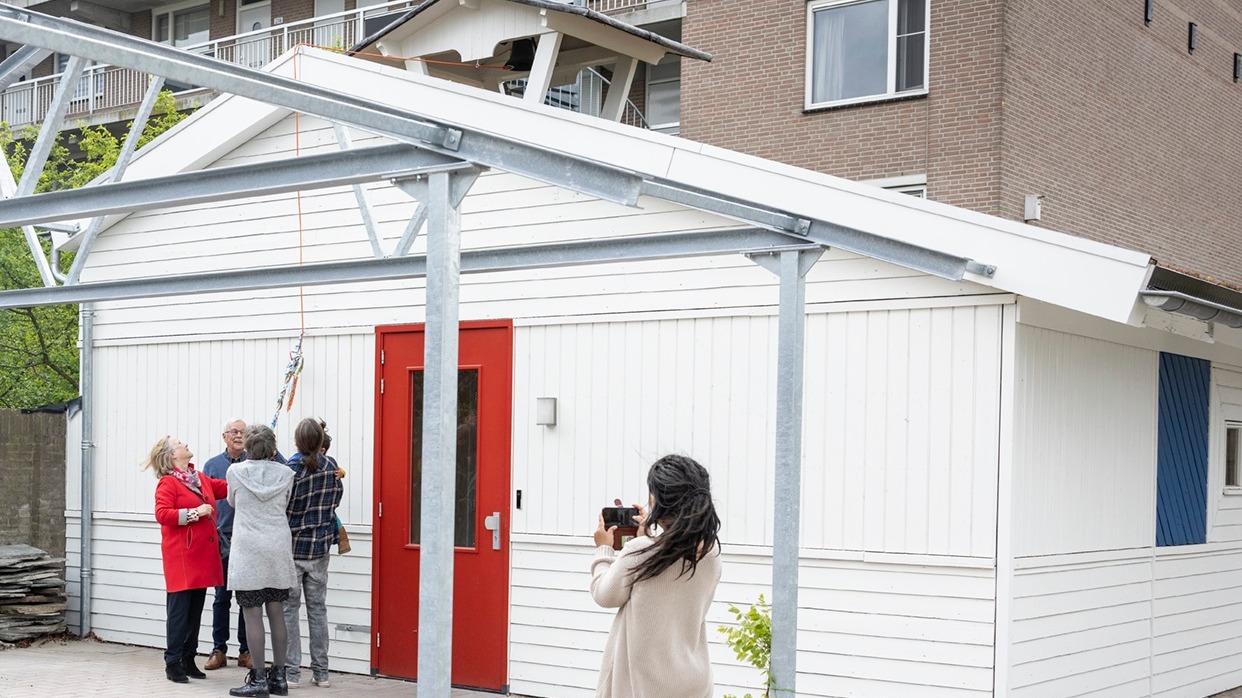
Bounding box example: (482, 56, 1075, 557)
(0, 45, 51, 91)
(332, 123, 385, 259)
(0, 144, 466, 228)
(67, 75, 166, 284)
(0, 228, 788, 308)
(392, 170, 479, 256)
(643, 179, 982, 281)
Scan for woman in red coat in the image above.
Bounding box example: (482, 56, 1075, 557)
(143, 436, 228, 684)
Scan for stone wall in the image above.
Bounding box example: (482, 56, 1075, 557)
(0, 410, 66, 559)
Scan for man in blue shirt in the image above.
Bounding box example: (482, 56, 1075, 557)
(200, 418, 251, 671)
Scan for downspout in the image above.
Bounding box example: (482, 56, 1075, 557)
(78, 302, 94, 637)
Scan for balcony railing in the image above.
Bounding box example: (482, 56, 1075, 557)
(0, 0, 662, 130)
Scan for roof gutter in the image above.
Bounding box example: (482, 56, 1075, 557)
(1141, 290, 1242, 328)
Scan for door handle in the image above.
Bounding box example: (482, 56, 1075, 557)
(483, 511, 501, 551)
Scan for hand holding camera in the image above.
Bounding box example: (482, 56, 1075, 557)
(596, 499, 647, 550)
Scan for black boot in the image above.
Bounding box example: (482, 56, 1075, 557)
(165, 661, 189, 684)
(229, 668, 270, 697)
(267, 665, 288, 696)
(181, 655, 206, 679)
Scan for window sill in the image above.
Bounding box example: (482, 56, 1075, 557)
(803, 89, 929, 115)
(1223, 486, 1242, 495)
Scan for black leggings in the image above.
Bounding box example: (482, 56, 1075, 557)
(240, 600, 288, 671)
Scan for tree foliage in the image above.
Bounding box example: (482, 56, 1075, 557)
(719, 594, 774, 698)
(0, 91, 188, 408)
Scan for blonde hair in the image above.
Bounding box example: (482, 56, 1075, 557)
(141, 436, 176, 478)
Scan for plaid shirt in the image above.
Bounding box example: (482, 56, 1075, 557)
(286, 453, 343, 560)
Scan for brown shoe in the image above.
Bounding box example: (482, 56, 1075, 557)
(204, 650, 227, 671)
(237, 651, 253, 669)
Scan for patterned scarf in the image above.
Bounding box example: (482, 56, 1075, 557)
(170, 463, 201, 492)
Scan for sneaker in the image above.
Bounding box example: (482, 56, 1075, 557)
(238, 651, 253, 669)
(311, 675, 330, 688)
(287, 677, 300, 690)
(205, 650, 227, 670)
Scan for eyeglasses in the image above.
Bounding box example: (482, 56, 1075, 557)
(224, 429, 244, 436)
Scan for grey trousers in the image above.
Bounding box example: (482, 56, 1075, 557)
(283, 555, 330, 681)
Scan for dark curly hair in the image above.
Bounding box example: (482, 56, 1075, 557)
(630, 454, 721, 583)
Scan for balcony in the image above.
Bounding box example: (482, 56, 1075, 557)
(0, 0, 682, 131)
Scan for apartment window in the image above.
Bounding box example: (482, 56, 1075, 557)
(646, 54, 681, 134)
(806, 0, 928, 108)
(1226, 423, 1241, 488)
(862, 174, 927, 198)
(154, 2, 211, 48)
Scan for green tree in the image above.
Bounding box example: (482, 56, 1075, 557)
(0, 90, 188, 408)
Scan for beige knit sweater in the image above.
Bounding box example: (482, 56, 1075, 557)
(591, 536, 722, 698)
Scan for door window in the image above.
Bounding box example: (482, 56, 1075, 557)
(408, 369, 479, 548)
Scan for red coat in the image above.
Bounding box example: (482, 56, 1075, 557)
(154, 470, 228, 593)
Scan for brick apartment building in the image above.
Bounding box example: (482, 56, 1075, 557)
(674, 0, 1242, 294)
(4, 0, 1240, 287)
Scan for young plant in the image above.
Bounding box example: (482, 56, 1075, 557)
(718, 594, 773, 698)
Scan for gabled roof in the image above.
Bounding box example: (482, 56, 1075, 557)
(73, 47, 1155, 325)
(352, 0, 711, 62)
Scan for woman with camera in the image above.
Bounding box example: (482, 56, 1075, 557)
(589, 454, 723, 697)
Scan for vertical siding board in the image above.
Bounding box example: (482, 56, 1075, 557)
(1012, 326, 1158, 556)
(971, 307, 1001, 555)
(824, 313, 850, 550)
(949, 306, 977, 556)
(906, 308, 933, 554)
(842, 311, 869, 550)
(862, 311, 889, 551)
(511, 328, 531, 535)
(803, 315, 829, 550)
(1155, 353, 1211, 546)
(885, 309, 911, 552)
(926, 309, 954, 554)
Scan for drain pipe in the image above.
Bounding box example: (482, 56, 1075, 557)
(78, 302, 95, 637)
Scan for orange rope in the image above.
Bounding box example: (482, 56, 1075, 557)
(293, 46, 305, 336)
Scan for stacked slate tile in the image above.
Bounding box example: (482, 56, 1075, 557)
(0, 544, 67, 642)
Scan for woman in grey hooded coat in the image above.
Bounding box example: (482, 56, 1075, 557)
(226, 424, 296, 697)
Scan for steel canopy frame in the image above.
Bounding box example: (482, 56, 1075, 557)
(0, 9, 995, 697)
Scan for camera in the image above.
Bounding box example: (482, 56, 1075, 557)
(601, 506, 640, 529)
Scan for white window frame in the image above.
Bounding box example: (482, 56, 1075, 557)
(645, 54, 681, 135)
(862, 173, 927, 198)
(1225, 421, 1242, 490)
(152, 0, 211, 48)
(804, 0, 930, 110)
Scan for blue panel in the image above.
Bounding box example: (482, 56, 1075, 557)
(1155, 353, 1211, 546)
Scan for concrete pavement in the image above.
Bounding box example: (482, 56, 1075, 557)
(0, 636, 496, 697)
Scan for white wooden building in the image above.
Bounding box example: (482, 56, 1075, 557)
(55, 45, 1242, 698)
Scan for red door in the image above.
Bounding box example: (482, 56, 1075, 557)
(373, 321, 512, 690)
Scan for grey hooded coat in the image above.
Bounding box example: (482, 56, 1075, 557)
(226, 458, 297, 592)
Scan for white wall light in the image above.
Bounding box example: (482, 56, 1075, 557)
(535, 397, 557, 427)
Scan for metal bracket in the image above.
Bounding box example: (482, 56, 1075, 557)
(747, 246, 826, 278)
(964, 260, 997, 278)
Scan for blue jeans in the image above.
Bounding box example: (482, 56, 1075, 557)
(211, 554, 248, 654)
(283, 556, 330, 682)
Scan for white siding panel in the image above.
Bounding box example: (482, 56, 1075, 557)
(513, 308, 1001, 556)
(90, 335, 374, 528)
(509, 538, 994, 698)
(1011, 325, 1159, 557)
(802, 305, 1002, 557)
(1152, 546, 1242, 697)
(1009, 553, 1153, 697)
(64, 517, 373, 674)
(85, 114, 991, 344)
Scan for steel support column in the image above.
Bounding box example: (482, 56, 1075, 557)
(418, 168, 473, 697)
(392, 169, 479, 256)
(750, 246, 822, 697)
(78, 303, 95, 637)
